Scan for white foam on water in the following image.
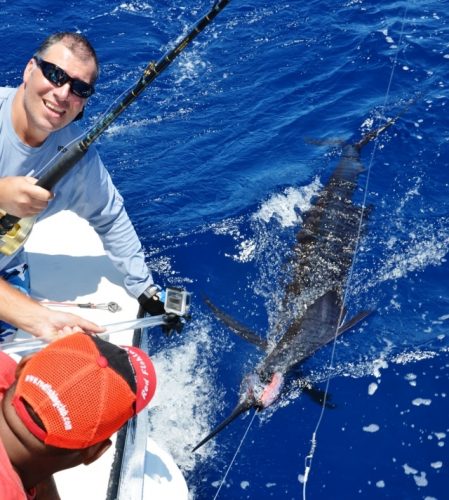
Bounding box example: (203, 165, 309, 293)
(368, 382, 378, 395)
(414, 471, 428, 487)
(412, 398, 432, 407)
(403, 464, 418, 475)
(225, 238, 257, 263)
(402, 464, 429, 487)
(373, 185, 449, 285)
(363, 424, 380, 433)
(240, 481, 250, 490)
(206, 180, 323, 266)
(253, 179, 322, 228)
(147, 317, 227, 473)
(393, 350, 437, 364)
(405, 373, 417, 387)
(113, 2, 154, 15)
(376, 228, 449, 282)
(174, 51, 208, 85)
(372, 357, 389, 378)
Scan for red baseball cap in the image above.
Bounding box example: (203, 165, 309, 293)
(12, 332, 156, 449)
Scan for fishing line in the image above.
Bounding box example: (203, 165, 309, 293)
(33, 130, 85, 179)
(213, 410, 257, 500)
(301, 5, 410, 500)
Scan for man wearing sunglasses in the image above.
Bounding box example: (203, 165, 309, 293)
(0, 33, 172, 340)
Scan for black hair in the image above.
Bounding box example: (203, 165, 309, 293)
(35, 32, 99, 81)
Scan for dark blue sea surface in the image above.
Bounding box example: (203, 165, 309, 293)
(2, 1, 448, 499)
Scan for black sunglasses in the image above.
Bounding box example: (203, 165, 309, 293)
(33, 55, 95, 98)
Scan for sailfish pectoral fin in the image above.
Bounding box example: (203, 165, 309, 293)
(192, 399, 254, 452)
(302, 382, 336, 409)
(203, 294, 268, 350)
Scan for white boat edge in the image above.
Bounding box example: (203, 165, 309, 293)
(5, 210, 188, 500)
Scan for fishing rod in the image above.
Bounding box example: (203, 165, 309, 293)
(0, 0, 230, 254)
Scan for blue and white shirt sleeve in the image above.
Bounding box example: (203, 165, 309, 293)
(62, 148, 154, 298)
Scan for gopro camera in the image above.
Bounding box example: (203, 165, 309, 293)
(164, 288, 191, 316)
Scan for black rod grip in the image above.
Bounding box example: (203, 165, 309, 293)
(36, 142, 87, 191)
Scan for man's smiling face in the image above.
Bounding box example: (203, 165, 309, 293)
(21, 42, 96, 144)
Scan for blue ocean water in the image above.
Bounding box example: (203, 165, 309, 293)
(2, 1, 449, 499)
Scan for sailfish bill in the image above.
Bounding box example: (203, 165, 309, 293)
(193, 114, 401, 452)
(192, 400, 254, 453)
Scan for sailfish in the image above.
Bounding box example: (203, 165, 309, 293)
(192, 117, 397, 452)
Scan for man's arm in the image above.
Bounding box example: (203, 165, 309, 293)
(0, 279, 104, 340)
(68, 151, 153, 299)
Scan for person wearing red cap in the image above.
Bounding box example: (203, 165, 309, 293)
(0, 332, 157, 499)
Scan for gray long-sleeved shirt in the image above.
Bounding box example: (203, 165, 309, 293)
(0, 87, 152, 298)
